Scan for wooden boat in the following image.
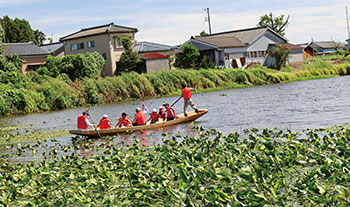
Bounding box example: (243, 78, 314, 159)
(70, 109, 208, 137)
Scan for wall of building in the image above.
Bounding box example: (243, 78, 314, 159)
(288, 49, 304, 63)
(21, 56, 46, 74)
(63, 33, 116, 76)
(145, 59, 169, 73)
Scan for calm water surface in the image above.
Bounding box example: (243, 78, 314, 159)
(1, 76, 350, 149)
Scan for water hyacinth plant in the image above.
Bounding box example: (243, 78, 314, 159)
(0, 125, 350, 206)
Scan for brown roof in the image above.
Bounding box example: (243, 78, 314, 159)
(194, 36, 246, 48)
(270, 43, 304, 50)
(60, 23, 138, 41)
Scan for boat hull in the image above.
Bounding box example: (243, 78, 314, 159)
(69, 109, 208, 137)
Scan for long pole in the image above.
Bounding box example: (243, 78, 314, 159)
(206, 8, 212, 35)
(86, 109, 102, 138)
(346, 6, 350, 39)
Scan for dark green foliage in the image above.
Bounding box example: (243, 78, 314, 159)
(1, 15, 45, 46)
(1, 125, 350, 205)
(38, 52, 105, 80)
(200, 55, 216, 69)
(174, 43, 200, 68)
(6, 54, 22, 71)
(116, 34, 144, 74)
(268, 45, 291, 70)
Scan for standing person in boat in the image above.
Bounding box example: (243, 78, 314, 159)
(97, 114, 112, 129)
(132, 107, 147, 126)
(163, 103, 177, 121)
(77, 111, 96, 130)
(181, 83, 199, 117)
(116, 112, 132, 128)
(158, 106, 167, 122)
(147, 109, 159, 124)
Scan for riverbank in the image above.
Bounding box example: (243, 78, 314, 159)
(1, 125, 349, 206)
(1, 58, 350, 116)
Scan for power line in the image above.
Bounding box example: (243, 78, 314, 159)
(204, 7, 212, 34)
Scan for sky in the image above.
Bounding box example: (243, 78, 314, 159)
(1, 0, 349, 45)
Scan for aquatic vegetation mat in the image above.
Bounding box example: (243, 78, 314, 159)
(0, 125, 350, 206)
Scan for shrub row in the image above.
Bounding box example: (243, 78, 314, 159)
(1, 62, 350, 116)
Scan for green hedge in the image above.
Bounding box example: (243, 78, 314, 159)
(1, 62, 350, 116)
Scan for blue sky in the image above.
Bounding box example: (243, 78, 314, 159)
(1, 0, 349, 45)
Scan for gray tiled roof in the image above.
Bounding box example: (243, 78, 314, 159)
(193, 27, 287, 48)
(60, 23, 138, 41)
(40, 42, 63, 53)
(133, 41, 175, 52)
(193, 36, 246, 48)
(4, 42, 49, 56)
(312, 41, 341, 49)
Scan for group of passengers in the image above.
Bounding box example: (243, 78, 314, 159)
(77, 83, 199, 130)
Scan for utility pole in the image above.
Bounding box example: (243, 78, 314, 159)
(204, 7, 212, 35)
(346, 6, 350, 39)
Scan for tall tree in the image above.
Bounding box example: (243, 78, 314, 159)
(174, 44, 200, 69)
(1, 15, 46, 45)
(116, 34, 144, 74)
(268, 45, 290, 70)
(257, 12, 290, 36)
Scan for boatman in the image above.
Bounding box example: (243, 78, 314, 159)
(163, 103, 177, 121)
(132, 107, 147, 126)
(181, 83, 199, 117)
(97, 114, 112, 129)
(77, 111, 96, 130)
(116, 112, 132, 128)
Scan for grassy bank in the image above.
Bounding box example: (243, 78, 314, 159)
(1, 125, 350, 206)
(1, 59, 350, 116)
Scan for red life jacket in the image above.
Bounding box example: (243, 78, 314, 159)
(118, 117, 130, 127)
(135, 111, 146, 125)
(159, 112, 166, 120)
(99, 118, 111, 129)
(182, 87, 192, 99)
(151, 112, 159, 122)
(77, 115, 88, 129)
(166, 107, 176, 118)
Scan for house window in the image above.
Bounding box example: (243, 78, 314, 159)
(254, 51, 257, 58)
(87, 41, 95, 48)
(102, 53, 107, 60)
(71, 43, 84, 51)
(258, 51, 262, 57)
(224, 53, 229, 60)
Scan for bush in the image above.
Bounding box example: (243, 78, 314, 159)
(174, 44, 200, 68)
(200, 56, 216, 69)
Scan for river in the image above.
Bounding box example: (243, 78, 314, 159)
(1, 76, 350, 149)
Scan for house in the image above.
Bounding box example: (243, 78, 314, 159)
(60, 22, 138, 76)
(264, 43, 304, 68)
(134, 41, 181, 68)
(298, 43, 314, 59)
(40, 42, 64, 57)
(4, 42, 49, 73)
(186, 26, 287, 68)
(139, 53, 170, 73)
(309, 41, 345, 55)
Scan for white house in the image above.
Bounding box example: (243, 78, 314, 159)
(186, 26, 288, 68)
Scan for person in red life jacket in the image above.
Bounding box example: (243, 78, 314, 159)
(181, 83, 199, 117)
(97, 114, 112, 129)
(147, 109, 159, 124)
(116, 112, 132, 128)
(158, 106, 167, 122)
(163, 103, 177, 121)
(77, 111, 96, 130)
(132, 107, 147, 126)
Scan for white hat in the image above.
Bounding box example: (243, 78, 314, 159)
(159, 106, 163, 109)
(103, 114, 108, 118)
(152, 109, 157, 113)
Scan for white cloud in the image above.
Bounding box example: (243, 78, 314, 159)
(0, 0, 46, 6)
